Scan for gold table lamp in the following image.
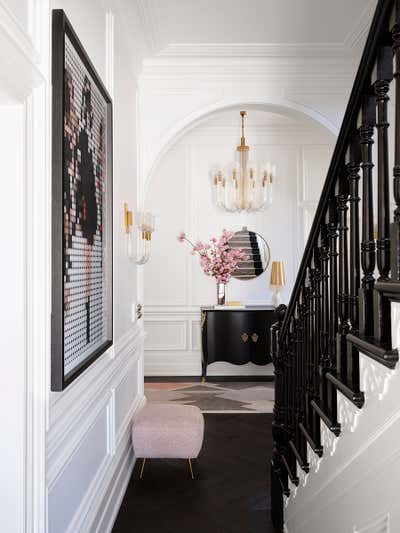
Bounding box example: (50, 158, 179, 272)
(270, 261, 285, 307)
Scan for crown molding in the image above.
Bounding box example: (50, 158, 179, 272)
(139, 59, 357, 86)
(156, 42, 353, 59)
(134, 1, 376, 66)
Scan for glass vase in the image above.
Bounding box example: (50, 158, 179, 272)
(217, 282, 226, 306)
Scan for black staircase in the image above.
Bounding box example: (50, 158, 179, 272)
(271, 1, 400, 530)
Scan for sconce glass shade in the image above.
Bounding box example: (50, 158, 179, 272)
(126, 208, 155, 265)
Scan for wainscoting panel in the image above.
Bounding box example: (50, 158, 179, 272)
(191, 319, 201, 350)
(46, 325, 145, 533)
(115, 359, 139, 437)
(47, 405, 110, 533)
(144, 319, 188, 351)
(144, 308, 274, 376)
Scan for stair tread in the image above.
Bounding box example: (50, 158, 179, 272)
(289, 439, 310, 473)
(347, 333, 398, 369)
(310, 400, 341, 436)
(281, 454, 299, 486)
(299, 422, 323, 457)
(325, 371, 365, 408)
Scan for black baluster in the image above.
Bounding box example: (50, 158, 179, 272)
(287, 319, 299, 481)
(305, 271, 313, 431)
(359, 95, 376, 337)
(346, 137, 362, 392)
(308, 264, 317, 430)
(336, 174, 350, 382)
(295, 302, 303, 450)
(327, 198, 339, 425)
(312, 245, 322, 451)
(374, 47, 393, 281)
(374, 47, 393, 344)
(346, 137, 362, 332)
(319, 223, 330, 413)
(271, 304, 289, 532)
(391, 12, 400, 279)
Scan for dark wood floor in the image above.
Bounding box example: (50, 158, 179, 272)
(112, 414, 276, 533)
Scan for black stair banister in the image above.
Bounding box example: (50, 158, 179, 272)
(336, 175, 350, 383)
(391, 16, 400, 278)
(347, 136, 361, 334)
(374, 46, 394, 345)
(279, 0, 394, 342)
(327, 198, 339, 426)
(271, 1, 400, 531)
(359, 94, 376, 338)
(346, 137, 362, 394)
(374, 46, 393, 284)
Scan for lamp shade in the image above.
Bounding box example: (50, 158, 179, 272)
(270, 261, 285, 287)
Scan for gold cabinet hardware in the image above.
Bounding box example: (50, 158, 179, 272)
(241, 333, 249, 343)
(251, 333, 259, 343)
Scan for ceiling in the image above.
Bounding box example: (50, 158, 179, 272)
(135, 0, 377, 56)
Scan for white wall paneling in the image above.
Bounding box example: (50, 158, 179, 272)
(145, 320, 188, 351)
(143, 109, 334, 376)
(46, 327, 145, 533)
(0, 102, 27, 533)
(0, 0, 48, 530)
(144, 106, 333, 375)
(48, 404, 110, 533)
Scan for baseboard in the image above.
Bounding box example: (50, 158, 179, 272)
(84, 396, 146, 533)
(145, 375, 275, 383)
(144, 363, 274, 377)
(95, 438, 135, 533)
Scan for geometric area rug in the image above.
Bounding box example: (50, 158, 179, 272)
(144, 381, 274, 413)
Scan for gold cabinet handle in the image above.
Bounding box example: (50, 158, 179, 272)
(251, 333, 259, 343)
(241, 333, 249, 343)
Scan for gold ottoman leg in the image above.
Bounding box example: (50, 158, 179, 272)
(139, 458, 146, 479)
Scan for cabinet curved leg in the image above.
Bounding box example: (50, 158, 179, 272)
(201, 360, 207, 382)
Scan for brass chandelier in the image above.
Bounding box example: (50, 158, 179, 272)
(212, 111, 276, 212)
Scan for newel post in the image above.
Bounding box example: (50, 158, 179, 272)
(271, 304, 288, 532)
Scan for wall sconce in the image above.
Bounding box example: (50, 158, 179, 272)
(270, 261, 285, 307)
(124, 203, 155, 265)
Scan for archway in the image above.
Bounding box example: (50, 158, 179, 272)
(142, 101, 336, 377)
(141, 96, 338, 203)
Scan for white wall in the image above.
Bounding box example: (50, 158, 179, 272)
(0, 1, 147, 531)
(143, 108, 333, 376)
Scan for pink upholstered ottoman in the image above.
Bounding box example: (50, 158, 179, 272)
(132, 403, 204, 479)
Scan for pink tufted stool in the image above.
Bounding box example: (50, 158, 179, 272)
(131, 403, 204, 479)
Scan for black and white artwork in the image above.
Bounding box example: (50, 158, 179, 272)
(51, 10, 113, 390)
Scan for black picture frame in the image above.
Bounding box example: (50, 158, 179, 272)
(51, 9, 113, 391)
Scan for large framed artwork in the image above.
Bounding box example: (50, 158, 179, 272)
(51, 10, 113, 391)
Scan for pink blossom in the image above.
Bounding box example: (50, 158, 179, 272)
(177, 232, 186, 243)
(178, 229, 248, 286)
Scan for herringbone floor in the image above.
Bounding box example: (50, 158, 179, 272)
(112, 414, 275, 533)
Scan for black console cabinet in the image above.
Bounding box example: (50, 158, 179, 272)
(200, 306, 276, 380)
